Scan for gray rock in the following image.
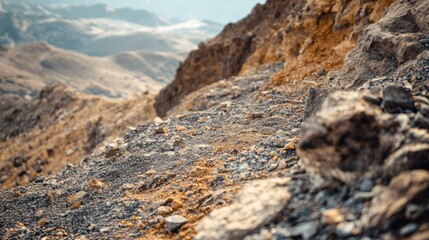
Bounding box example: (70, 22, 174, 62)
(363, 171, 429, 228)
(165, 215, 188, 232)
(382, 84, 415, 112)
(99, 227, 110, 233)
(268, 163, 278, 172)
(335, 222, 355, 237)
(359, 179, 374, 192)
(162, 139, 176, 152)
(299, 92, 400, 182)
(420, 38, 429, 46)
(290, 222, 317, 240)
(399, 223, 418, 236)
(195, 178, 291, 240)
(405, 204, 424, 220)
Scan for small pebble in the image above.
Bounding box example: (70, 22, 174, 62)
(359, 179, 374, 192)
(322, 209, 344, 225)
(400, 223, 418, 236)
(157, 206, 173, 216)
(268, 163, 278, 172)
(165, 215, 188, 232)
(336, 222, 355, 237)
(99, 227, 110, 233)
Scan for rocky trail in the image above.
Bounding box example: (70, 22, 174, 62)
(0, 65, 305, 239)
(1, 0, 429, 239)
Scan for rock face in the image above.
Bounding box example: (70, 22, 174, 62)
(298, 86, 429, 183)
(334, 0, 429, 89)
(298, 91, 403, 183)
(303, 0, 429, 118)
(154, 0, 306, 116)
(155, 0, 396, 116)
(273, 0, 396, 84)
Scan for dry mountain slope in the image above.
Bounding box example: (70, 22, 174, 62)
(1, 0, 429, 239)
(0, 84, 157, 190)
(155, 0, 396, 116)
(0, 42, 183, 98)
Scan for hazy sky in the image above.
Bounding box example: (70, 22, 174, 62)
(29, 0, 266, 23)
(121, 0, 266, 23)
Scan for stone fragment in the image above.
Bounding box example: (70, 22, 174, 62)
(359, 179, 374, 192)
(88, 179, 106, 190)
(88, 224, 97, 231)
(71, 201, 81, 210)
(75, 236, 90, 240)
(382, 84, 415, 112)
(38, 218, 47, 227)
(284, 137, 299, 150)
(145, 169, 157, 175)
(175, 126, 186, 132)
(278, 160, 287, 170)
(336, 222, 359, 237)
(400, 223, 418, 236)
(157, 206, 173, 216)
(298, 91, 405, 183)
(419, 38, 429, 46)
(104, 138, 126, 160)
(322, 209, 344, 225)
(290, 222, 318, 239)
(67, 191, 86, 203)
(35, 210, 44, 218)
(170, 199, 183, 210)
(195, 178, 290, 240)
(268, 163, 278, 172)
(99, 227, 110, 233)
(405, 204, 424, 220)
(165, 215, 188, 232)
(364, 170, 429, 228)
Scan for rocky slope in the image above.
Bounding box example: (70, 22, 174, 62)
(0, 84, 156, 190)
(154, 0, 396, 116)
(0, 64, 303, 239)
(0, 42, 182, 98)
(1, 0, 429, 239)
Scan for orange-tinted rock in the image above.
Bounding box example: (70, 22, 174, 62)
(154, 0, 306, 116)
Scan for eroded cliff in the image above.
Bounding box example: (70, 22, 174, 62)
(155, 0, 396, 116)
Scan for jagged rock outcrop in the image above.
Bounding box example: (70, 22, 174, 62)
(333, 0, 429, 89)
(272, 0, 396, 84)
(154, 0, 306, 116)
(298, 85, 429, 183)
(155, 0, 396, 116)
(302, 0, 429, 118)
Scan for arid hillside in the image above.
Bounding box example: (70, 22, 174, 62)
(0, 0, 429, 239)
(0, 42, 183, 98)
(0, 84, 156, 190)
(155, 0, 397, 116)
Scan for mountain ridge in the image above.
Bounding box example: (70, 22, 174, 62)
(0, 42, 183, 98)
(0, 1, 223, 56)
